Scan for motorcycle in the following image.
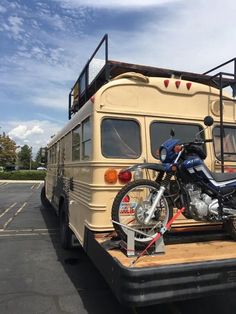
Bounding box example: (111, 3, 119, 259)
(111, 116, 236, 246)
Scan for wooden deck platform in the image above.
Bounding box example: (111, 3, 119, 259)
(96, 222, 236, 268)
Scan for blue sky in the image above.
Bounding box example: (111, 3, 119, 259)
(0, 0, 236, 154)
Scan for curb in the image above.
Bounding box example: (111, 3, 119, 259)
(0, 180, 44, 184)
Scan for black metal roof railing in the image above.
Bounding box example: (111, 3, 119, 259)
(68, 35, 236, 173)
(68, 36, 236, 120)
(202, 58, 236, 172)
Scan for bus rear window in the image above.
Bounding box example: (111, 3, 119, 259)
(101, 119, 141, 158)
(150, 122, 204, 158)
(213, 126, 236, 161)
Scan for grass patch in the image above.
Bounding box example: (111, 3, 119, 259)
(0, 170, 46, 180)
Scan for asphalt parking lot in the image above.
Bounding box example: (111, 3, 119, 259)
(0, 182, 236, 314)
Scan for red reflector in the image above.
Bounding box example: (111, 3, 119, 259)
(174, 145, 182, 153)
(175, 81, 181, 88)
(164, 80, 169, 88)
(122, 195, 130, 202)
(118, 170, 132, 184)
(90, 95, 95, 103)
(186, 82, 192, 90)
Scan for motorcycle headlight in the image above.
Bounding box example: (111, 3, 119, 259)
(160, 147, 167, 162)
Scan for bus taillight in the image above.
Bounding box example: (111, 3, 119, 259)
(104, 168, 118, 184)
(118, 170, 132, 184)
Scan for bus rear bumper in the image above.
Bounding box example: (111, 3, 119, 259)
(84, 228, 236, 307)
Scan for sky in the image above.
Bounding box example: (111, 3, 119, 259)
(1, 0, 236, 155)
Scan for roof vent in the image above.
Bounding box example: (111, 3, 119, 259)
(112, 72, 149, 83)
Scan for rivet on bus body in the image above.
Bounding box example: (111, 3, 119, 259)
(164, 80, 169, 88)
(186, 82, 192, 90)
(175, 81, 181, 89)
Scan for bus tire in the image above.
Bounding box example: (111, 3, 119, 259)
(59, 201, 73, 250)
(41, 185, 51, 209)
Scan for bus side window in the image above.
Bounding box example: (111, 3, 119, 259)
(71, 117, 91, 161)
(72, 125, 81, 161)
(82, 118, 91, 160)
(48, 148, 51, 164)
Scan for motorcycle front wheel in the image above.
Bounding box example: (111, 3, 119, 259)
(111, 179, 173, 246)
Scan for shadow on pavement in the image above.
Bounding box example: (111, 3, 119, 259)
(40, 202, 236, 314)
(40, 204, 133, 314)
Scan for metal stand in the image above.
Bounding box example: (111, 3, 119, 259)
(112, 207, 186, 261)
(112, 220, 165, 257)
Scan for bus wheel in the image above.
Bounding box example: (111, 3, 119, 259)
(59, 201, 72, 250)
(40, 186, 51, 209)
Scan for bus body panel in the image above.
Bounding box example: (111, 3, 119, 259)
(45, 75, 236, 245)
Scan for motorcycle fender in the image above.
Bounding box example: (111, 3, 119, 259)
(125, 163, 165, 173)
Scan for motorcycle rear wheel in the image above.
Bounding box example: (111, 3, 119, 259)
(111, 179, 173, 247)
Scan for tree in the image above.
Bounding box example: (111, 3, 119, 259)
(0, 133, 17, 167)
(18, 145, 32, 169)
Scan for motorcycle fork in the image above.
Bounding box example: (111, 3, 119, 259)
(144, 173, 172, 225)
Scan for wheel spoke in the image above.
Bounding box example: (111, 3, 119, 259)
(116, 182, 170, 243)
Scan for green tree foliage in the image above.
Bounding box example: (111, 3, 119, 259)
(17, 145, 32, 169)
(0, 133, 17, 167)
(35, 148, 42, 168)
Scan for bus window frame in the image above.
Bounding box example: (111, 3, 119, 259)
(149, 120, 206, 160)
(72, 124, 81, 161)
(101, 117, 142, 159)
(213, 124, 236, 161)
(82, 117, 92, 161)
(71, 116, 92, 162)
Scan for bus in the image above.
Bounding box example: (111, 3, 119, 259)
(41, 35, 236, 306)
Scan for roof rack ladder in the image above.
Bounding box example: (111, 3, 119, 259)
(203, 58, 236, 173)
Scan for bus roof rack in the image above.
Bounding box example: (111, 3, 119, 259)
(68, 34, 236, 119)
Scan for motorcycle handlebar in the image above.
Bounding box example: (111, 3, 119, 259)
(182, 139, 213, 146)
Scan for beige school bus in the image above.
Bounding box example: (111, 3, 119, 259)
(41, 35, 236, 306)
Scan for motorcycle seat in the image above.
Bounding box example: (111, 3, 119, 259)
(210, 171, 236, 182)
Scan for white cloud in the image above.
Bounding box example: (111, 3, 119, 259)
(37, 5, 67, 31)
(0, 5, 7, 13)
(32, 95, 68, 110)
(1, 0, 236, 117)
(4, 15, 24, 39)
(8, 124, 44, 140)
(54, 0, 181, 8)
(104, 0, 236, 75)
(5, 120, 62, 155)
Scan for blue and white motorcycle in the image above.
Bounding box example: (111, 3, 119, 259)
(112, 116, 236, 245)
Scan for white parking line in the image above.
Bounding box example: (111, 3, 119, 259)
(0, 228, 59, 237)
(0, 228, 58, 233)
(3, 202, 27, 230)
(31, 184, 36, 189)
(0, 182, 8, 187)
(0, 202, 17, 219)
(0, 232, 58, 237)
(37, 182, 42, 189)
